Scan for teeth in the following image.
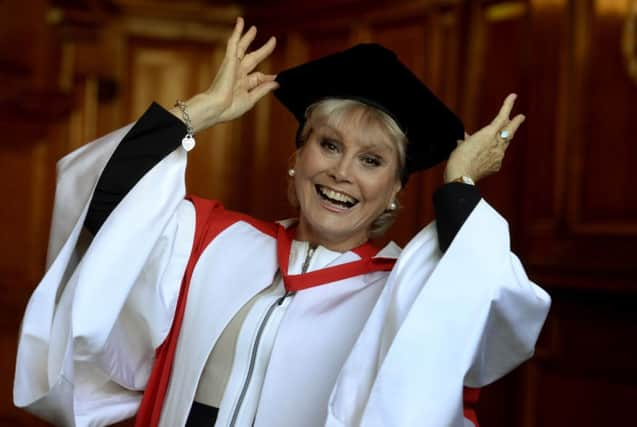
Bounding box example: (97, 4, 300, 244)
(319, 186, 357, 204)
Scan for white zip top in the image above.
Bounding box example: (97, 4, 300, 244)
(206, 240, 342, 427)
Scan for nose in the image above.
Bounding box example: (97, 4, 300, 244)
(328, 155, 354, 183)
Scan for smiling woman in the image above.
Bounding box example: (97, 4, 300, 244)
(292, 99, 404, 250)
(294, 99, 408, 239)
(13, 17, 550, 427)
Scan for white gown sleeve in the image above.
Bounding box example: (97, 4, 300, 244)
(327, 199, 551, 427)
(13, 126, 196, 427)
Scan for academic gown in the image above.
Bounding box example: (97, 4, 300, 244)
(80, 105, 481, 427)
(13, 104, 551, 427)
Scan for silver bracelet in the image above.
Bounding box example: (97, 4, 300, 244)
(175, 100, 196, 151)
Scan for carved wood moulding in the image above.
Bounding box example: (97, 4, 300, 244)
(248, 0, 464, 32)
(565, 0, 637, 237)
(109, 0, 241, 22)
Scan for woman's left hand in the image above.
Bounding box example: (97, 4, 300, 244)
(444, 93, 525, 184)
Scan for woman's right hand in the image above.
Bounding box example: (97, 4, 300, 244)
(172, 17, 278, 133)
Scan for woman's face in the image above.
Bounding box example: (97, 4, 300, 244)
(293, 108, 402, 251)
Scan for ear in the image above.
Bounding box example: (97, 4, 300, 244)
(391, 180, 402, 200)
(288, 150, 300, 171)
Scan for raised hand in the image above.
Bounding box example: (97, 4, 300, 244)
(444, 93, 526, 184)
(172, 17, 278, 133)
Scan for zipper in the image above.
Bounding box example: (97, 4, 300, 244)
(228, 242, 317, 426)
(277, 290, 295, 306)
(301, 243, 317, 273)
(228, 294, 287, 426)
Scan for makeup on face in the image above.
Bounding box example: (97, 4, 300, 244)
(293, 110, 402, 251)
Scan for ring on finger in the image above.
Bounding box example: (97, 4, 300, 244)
(498, 129, 511, 142)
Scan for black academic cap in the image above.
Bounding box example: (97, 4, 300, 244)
(274, 43, 464, 184)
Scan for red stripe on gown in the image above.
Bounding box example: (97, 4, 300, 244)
(463, 387, 481, 426)
(135, 197, 480, 426)
(135, 197, 278, 427)
(275, 223, 395, 292)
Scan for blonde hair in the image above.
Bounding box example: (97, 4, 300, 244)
(290, 98, 408, 238)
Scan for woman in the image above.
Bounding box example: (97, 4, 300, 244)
(14, 18, 550, 427)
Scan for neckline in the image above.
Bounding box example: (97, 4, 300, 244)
(284, 224, 380, 259)
(277, 224, 396, 293)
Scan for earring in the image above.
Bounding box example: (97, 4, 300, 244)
(288, 168, 296, 177)
(388, 201, 397, 211)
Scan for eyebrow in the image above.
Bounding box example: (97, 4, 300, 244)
(359, 140, 395, 152)
(315, 123, 342, 138)
(316, 123, 395, 153)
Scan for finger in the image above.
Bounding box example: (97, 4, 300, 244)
(498, 114, 526, 148)
(502, 114, 526, 139)
(242, 36, 277, 74)
(508, 114, 526, 135)
(245, 72, 266, 90)
(247, 80, 280, 105)
(237, 25, 257, 59)
(240, 72, 276, 91)
(226, 17, 245, 59)
(491, 93, 517, 129)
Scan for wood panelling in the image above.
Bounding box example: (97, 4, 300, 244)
(519, 0, 637, 281)
(125, 38, 240, 202)
(573, 0, 637, 230)
(532, 289, 637, 426)
(463, 1, 531, 241)
(2, 0, 636, 426)
(523, 0, 568, 227)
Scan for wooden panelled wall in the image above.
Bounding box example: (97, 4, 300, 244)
(1, 0, 636, 425)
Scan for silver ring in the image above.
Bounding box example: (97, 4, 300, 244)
(498, 129, 511, 142)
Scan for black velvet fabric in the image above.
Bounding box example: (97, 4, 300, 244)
(274, 43, 465, 183)
(433, 182, 483, 252)
(185, 401, 219, 426)
(84, 102, 185, 235)
(83, 104, 479, 250)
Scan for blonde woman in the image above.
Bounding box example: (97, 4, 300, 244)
(14, 18, 550, 427)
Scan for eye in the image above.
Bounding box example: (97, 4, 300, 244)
(320, 138, 340, 153)
(360, 154, 383, 168)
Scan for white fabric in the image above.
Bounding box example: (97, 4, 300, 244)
(209, 241, 343, 426)
(13, 127, 550, 427)
(326, 202, 551, 427)
(156, 221, 394, 427)
(14, 125, 195, 426)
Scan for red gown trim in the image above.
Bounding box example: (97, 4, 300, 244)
(135, 197, 270, 427)
(276, 224, 395, 292)
(135, 197, 480, 426)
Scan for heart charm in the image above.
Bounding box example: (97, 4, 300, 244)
(182, 135, 196, 152)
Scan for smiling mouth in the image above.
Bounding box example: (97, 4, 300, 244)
(315, 185, 359, 209)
